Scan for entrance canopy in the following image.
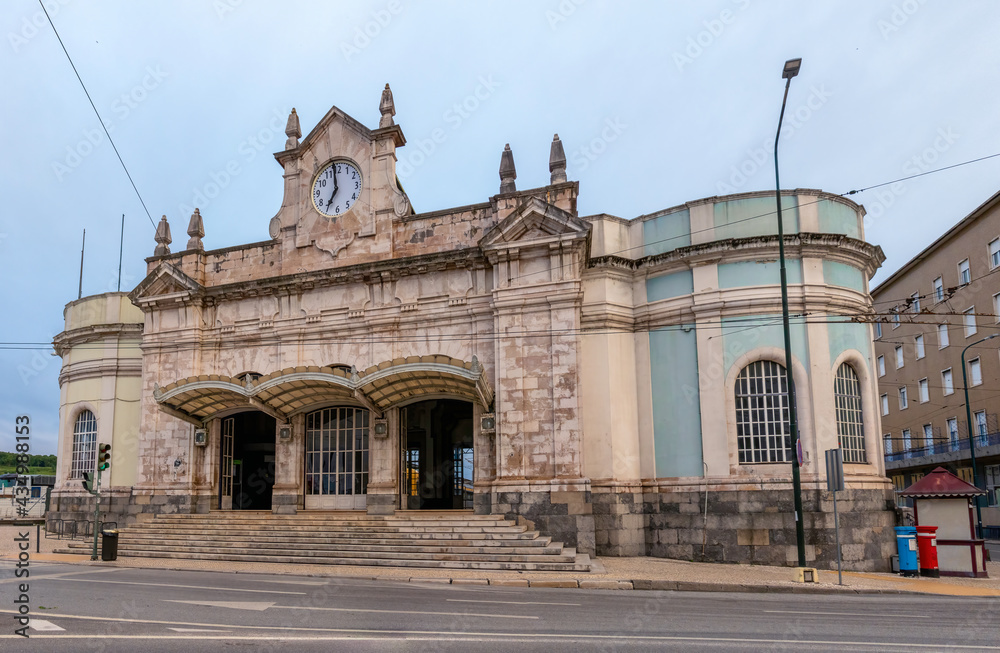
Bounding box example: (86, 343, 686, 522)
(153, 355, 493, 425)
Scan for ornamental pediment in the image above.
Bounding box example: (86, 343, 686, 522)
(129, 263, 204, 305)
(479, 197, 590, 251)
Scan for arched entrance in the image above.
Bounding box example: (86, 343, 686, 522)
(303, 406, 370, 510)
(401, 399, 473, 510)
(219, 411, 276, 510)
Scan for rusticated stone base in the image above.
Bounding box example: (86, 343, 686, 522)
(271, 493, 298, 515)
(45, 489, 212, 532)
(644, 487, 897, 571)
(365, 493, 396, 515)
(490, 490, 596, 555)
(592, 490, 645, 556)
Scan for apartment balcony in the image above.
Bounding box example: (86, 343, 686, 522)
(885, 429, 1000, 470)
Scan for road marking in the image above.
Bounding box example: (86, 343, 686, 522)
(270, 605, 538, 620)
(30, 620, 65, 631)
(0, 566, 122, 585)
(165, 600, 274, 612)
(168, 628, 232, 633)
(764, 610, 932, 618)
(446, 599, 581, 606)
(54, 578, 306, 595)
(2, 608, 996, 649)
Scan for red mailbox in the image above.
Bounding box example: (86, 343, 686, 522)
(916, 525, 939, 578)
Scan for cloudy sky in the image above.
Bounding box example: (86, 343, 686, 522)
(2, 0, 999, 455)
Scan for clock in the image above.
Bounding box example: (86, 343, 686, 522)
(312, 159, 362, 217)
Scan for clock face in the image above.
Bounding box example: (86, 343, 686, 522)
(312, 160, 362, 217)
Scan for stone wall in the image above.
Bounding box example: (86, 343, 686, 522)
(644, 487, 897, 571)
(45, 489, 211, 533)
(491, 489, 596, 555)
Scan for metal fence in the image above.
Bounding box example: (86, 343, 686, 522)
(886, 415, 1000, 462)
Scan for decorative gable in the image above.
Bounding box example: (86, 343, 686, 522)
(479, 196, 591, 251)
(129, 263, 203, 307)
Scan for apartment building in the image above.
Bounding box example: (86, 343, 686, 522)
(873, 189, 1000, 532)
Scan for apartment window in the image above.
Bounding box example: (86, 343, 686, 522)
(881, 393, 889, 416)
(942, 368, 954, 395)
(991, 238, 1000, 269)
(877, 355, 886, 377)
(976, 410, 988, 436)
(910, 292, 920, 314)
(947, 417, 959, 444)
(964, 307, 977, 337)
(959, 259, 971, 285)
(902, 428, 912, 451)
(71, 410, 98, 479)
(895, 346, 904, 369)
(898, 386, 908, 410)
(993, 293, 1000, 322)
(970, 357, 983, 386)
(958, 467, 974, 484)
(892, 309, 900, 329)
(875, 322, 882, 339)
(918, 378, 929, 403)
(915, 334, 925, 359)
(834, 363, 867, 463)
(735, 360, 792, 464)
(883, 433, 893, 455)
(938, 323, 950, 348)
(923, 424, 934, 448)
(933, 276, 944, 302)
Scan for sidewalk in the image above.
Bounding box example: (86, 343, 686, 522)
(3, 525, 998, 597)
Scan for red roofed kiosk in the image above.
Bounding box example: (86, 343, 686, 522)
(899, 467, 988, 578)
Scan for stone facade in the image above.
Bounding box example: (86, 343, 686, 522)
(49, 87, 897, 569)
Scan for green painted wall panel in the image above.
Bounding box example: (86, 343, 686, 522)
(643, 209, 691, 257)
(649, 326, 704, 478)
(817, 200, 860, 239)
(647, 270, 694, 302)
(721, 314, 810, 378)
(827, 320, 872, 371)
(823, 260, 865, 292)
(717, 258, 802, 289)
(714, 196, 798, 241)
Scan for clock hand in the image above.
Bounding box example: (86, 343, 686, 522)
(325, 169, 339, 211)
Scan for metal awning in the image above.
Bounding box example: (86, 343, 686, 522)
(153, 356, 493, 425)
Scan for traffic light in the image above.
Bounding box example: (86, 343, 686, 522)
(98, 443, 111, 472)
(81, 471, 94, 493)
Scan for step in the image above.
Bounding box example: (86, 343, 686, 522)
(115, 533, 553, 548)
(108, 539, 565, 556)
(51, 548, 591, 571)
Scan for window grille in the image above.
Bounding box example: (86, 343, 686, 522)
(735, 360, 792, 464)
(834, 364, 867, 463)
(70, 410, 97, 479)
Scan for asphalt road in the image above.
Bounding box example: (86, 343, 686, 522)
(1, 562, 998, 652)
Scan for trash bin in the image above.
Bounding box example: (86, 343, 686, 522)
(894, 526, 918, 577)
(100, 529, 119, 562)
(916, 525, 939, 578)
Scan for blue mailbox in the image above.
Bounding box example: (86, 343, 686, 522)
(894, 526, 919, 577)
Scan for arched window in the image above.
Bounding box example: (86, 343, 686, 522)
(70, 410, 98, 478)
(834, 363, 867, 463)
(736, 360, 792, 463)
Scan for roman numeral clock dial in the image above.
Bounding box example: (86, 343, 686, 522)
(312, 160, 362, 218)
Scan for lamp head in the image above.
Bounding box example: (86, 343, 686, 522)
(782, 58, 802, 79)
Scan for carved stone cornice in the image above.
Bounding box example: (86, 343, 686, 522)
(52, 323, 144, 357)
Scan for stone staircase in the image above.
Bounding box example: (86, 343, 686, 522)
(53, 511, 594, 572)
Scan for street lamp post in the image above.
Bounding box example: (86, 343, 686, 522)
(961, 332, 997, 538)
(774, 57, 807, 568)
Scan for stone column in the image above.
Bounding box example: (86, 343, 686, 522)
(366, 407, 398, 515)
(271, 417, 300, 514)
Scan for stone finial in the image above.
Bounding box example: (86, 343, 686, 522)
(154, 215, 172, 256)
(186, 208, 205, 251)
(499, 144, 517, 194)
(284, 108, 301, 150)
(379, 83, 395, 128)
(549, 134, 567, 184)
